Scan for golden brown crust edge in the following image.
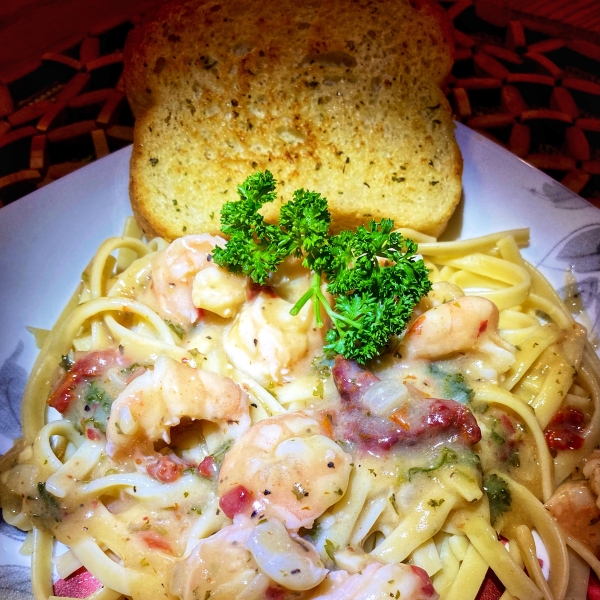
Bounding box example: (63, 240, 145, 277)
(125, 0, 462, 241)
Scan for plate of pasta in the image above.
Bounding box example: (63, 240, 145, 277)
(1, 122, 600, 600)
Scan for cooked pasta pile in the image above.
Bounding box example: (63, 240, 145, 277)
(1, 219, 599, 600)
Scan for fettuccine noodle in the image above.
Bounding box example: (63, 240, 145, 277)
(1, 220, 599, 600)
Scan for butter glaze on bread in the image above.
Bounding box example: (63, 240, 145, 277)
(124, 0, 462, 241)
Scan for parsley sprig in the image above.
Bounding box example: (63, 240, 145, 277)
(213, 170, 432, 363)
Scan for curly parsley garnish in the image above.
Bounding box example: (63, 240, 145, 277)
(213, 170, 432, 363)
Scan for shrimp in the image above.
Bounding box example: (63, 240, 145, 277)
(218, 412, 352, 530)
(545, 479, 600, 555)
(171, 515, 327, 600)
(582, 449, 600, 497)
(223, 290, 324, 385)
(306, 561, 438, 600)
(400, 295, 514, 365)
(544, 449, 600, 555)
(105, 355, 250, 456)
(148, 234, 247, 325)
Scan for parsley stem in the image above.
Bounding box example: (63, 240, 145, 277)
(290, 274, 321, 320)
(289, 272, 360, 333)
(313, 287, 360, 330)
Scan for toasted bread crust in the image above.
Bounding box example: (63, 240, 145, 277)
(125, 0, 462, 240)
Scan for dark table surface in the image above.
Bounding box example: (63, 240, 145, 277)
(0, 0, 598, 208)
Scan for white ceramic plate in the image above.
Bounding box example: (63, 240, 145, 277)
(1, 123, 599, 598)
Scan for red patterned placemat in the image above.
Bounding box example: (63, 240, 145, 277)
(443, 0, 600, 209)
(0, 17, 135, 206)
(0, 3, 598, 209)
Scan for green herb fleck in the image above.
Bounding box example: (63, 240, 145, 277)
(292, 483, 308, 500)
(471, 401, 489, 414)
(60, 354, 74, 371)
(408, 447, 458, 481)
(324, 539, 337, 560)
(37, 482, 62, 522)
(509, 449, 520, 468)
(85, 381, 110, 409)
(300, 522, 321, 541)
(210, 442, 231, 465)
(430, 363, 474, 404)
(490, 430, 506, 445)
(313, 380, 324, 399)
(167, 321, 185, 340)
(483, 474, 511, 525)
(120, 362, 141, 374)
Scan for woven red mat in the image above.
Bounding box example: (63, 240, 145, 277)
(0, 3, 598, 209)
(444, 0, 600, 209)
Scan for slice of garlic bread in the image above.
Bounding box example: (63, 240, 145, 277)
(125, 0, 461, 240)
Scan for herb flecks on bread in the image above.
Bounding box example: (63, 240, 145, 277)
(124, 0, 462, 241)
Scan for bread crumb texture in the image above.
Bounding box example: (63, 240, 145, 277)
(124, 0, 462, 241)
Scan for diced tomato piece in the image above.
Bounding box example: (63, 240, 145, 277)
(475, 569, 504, 600)
(551, 407, 585, 427)
(47, 381, 77, 413)
(53, 567, 102, 598)
(86, 428, 101, 441)
(47, 350, 122, 412)
(500, 414, 516, 435)
(333, 358, 482, 454)
(197, 456, 216, 478)
(545, 428, 584, 451)
(219, 485, 253, 518)
(266, 586, 286, 600)
(74, 351, 119, 377)
(588, 570, 600, 600)
(147, 456, 184, 483)
(139, 530, 173, 553)
(545, 408, 585, 451)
